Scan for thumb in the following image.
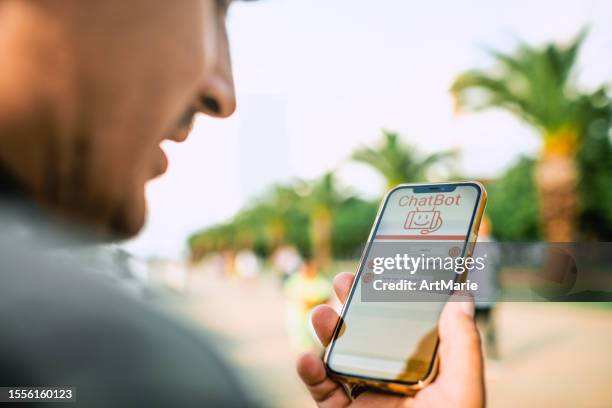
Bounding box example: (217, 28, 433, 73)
(435, 293, 484, 401)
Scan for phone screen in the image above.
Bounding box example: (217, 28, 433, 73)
(326, 183, 482, 384)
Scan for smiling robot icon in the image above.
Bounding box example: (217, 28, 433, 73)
(404, 207, 443, 234)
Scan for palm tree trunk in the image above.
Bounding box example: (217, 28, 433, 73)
(267, 218, 285, 249)
(535, 132, 579, 242)
(311, 206, 332, 268)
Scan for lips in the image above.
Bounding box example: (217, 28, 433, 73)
(169, 128, 190, 143)
(153, 147, 169, 177)
(169, 109, 197, 142)
(151, 110, 196, 178)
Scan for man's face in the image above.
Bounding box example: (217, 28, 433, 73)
(0, 0, 236, 237)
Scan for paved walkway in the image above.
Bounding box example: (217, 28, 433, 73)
(170, 273, 612, 408)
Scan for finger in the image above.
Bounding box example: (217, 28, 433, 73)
(311, 304, 340, 346)
(296, 352, 350, 407)
(333, 272, 355, 305)
(435, 293, 484, 405)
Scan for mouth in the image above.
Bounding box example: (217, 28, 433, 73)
(153, 146, 169, 178)
(151, 109, 197, 179)
(168, 109, 197, 143)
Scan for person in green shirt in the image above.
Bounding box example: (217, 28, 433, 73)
(284, 255, 332, 353)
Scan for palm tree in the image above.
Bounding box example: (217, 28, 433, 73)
(300, 172, 344, 268)
(450, 30, 606, 241)
(352, 130, 456, 190)
(239, 184, 300, 250)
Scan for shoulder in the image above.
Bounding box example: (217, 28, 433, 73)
(0, 243, 255, 407)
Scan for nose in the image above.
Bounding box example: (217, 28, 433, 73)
(197, 23, 236, 118)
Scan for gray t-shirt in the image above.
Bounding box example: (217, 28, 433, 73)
(0, 194, 254, 407)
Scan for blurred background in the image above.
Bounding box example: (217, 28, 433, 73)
(121, 0, 611, 406)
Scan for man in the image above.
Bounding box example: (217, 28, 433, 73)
(0, 0, 484, 406)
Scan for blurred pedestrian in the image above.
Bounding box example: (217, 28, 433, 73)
(284, 254, 331, 353)
(473, 216, 501, 359)
(271, 244, 302, 284)
(235, 247, 261, 282)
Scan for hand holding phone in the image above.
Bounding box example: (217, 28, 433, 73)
(297, 182, 487, 406)
(296, 272, 485, 407)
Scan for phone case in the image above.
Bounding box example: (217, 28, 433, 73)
(323, 181, 488, 396)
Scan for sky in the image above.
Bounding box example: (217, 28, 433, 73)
(124, 0, 612, 259)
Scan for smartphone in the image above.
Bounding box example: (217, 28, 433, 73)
(324, 181, 487, 395)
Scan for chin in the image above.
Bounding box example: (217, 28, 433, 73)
(108, 191, 147, 239)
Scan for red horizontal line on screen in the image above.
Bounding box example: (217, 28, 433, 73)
(375, 235, 467, 241)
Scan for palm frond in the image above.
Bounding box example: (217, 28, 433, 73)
(352, 130, 456, 186)
(451, 28, 593, 135)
